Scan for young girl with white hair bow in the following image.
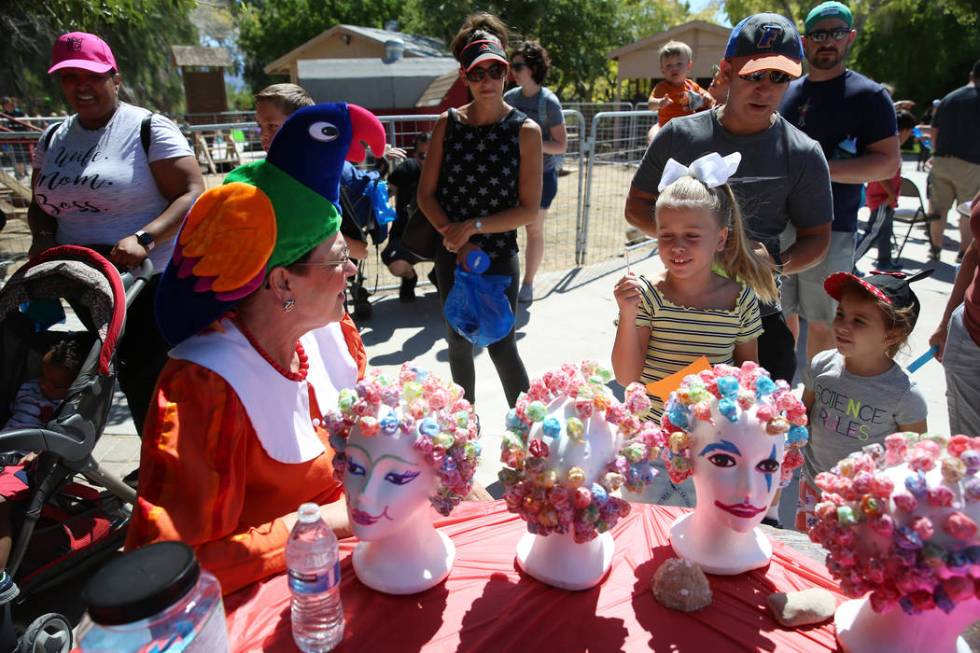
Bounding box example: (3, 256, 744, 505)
(611, 151, 779, 505)
(612, 152, 778, 418)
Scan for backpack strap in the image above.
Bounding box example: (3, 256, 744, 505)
(140, 114, 153, 156)
(43, 122, 63, 150)
(42, 114, 152, 156)
(537, 91, 549, 139)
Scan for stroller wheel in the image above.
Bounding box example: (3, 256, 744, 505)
(17, 613, 72, 653)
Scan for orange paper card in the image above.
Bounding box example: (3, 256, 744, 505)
(645, 356, 711, 400)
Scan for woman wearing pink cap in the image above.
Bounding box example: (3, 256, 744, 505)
(28, 32, 204, 439)
(417, 12, 542, 408)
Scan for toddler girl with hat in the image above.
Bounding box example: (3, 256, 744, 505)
(796, 270, 931, 530)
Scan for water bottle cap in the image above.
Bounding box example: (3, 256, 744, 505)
(297, 502, 321, 523)
(465, 248, 489, 274)
(83, 541, 202, 625)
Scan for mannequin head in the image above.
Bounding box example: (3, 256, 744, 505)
(809, 432, 979, 615)
(662, 362, 809, 533)
(327, 364, 481, 541)
(337, 422, 439, 541)
(499, 361, 662, 543)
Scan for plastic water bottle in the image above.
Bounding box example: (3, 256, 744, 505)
(287, 503, 344, 652)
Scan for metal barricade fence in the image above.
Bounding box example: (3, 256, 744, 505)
(183, 122, 265, 181)
(579, 110, 658, 266)
(0, 131, 40, 265)
(183, 111, 255, 125)
(562, 102, 632, 136)
(3, 109, 659, 292)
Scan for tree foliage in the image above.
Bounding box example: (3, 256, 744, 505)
(851, 0, 979, 109)
(400, 0, 703, 100)
(719, 0, 978, 110)
(0, 0, 197, 114)
(236, 0, 405, 92)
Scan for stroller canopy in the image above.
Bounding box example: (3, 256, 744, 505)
(0, 246, 125, 375)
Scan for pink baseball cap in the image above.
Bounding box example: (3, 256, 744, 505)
(48, 32, 118, 75)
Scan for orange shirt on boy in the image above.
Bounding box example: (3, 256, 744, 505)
(650, 79, 713, 127)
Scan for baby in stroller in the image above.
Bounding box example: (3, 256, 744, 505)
(0, 245, 148, 652)
(0, 339, 84, 602)
(2, 340, 82, 433)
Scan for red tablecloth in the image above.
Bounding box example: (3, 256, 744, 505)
(224, 502, 846, 652)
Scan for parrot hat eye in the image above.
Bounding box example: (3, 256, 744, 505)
(308, 121, 339, 142)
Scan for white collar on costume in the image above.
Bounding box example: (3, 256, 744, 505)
(169, 318, 358, 463)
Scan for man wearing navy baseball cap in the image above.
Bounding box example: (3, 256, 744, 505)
(626, 13, 833, 385)
(779, 1, 900, 365)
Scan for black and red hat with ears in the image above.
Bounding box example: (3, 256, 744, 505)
(824, 269, 934, 326)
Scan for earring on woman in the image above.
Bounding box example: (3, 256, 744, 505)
(282, 298, 296, 312)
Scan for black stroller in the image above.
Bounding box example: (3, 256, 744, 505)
(0, 246, 150, 652)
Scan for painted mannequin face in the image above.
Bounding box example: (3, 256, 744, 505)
(690, 404, 784, 533)
(342, 426, 438, 542)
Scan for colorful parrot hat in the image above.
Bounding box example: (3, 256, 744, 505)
(156, 103, 386, 345)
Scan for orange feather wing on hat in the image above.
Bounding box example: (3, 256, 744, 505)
(173, 182, 276, 299)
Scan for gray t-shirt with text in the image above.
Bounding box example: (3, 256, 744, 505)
(802, 349, 928, 482)
(632, 108, 833, 266)
(32, 102, 193, 273)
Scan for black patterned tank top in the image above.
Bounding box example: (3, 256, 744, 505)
(436, 107, 527, 260)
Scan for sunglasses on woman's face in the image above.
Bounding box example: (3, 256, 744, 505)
(807, 28, 850, 43)
(465, 63, 507, 83)
(738, 70, 793, 84)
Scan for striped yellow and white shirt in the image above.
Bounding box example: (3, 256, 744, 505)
(635, 275, 763, 420)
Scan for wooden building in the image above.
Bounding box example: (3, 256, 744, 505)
(264, 25, 448, 83)
(608, 21, 730, 103)
(171, 46, 233, 121)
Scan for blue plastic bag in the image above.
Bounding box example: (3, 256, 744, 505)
(444, 266, 514, 347)
(365, 179, 397, 226)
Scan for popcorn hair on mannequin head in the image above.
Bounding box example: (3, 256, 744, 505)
(325, 364, 481, 516)
(809, 432, 980, 616)
(498, 361, 663, 543)
(661, 361, 809, 485)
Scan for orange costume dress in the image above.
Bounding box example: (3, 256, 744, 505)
(650, 78, 713, 127)
(125, 314, 366, 595)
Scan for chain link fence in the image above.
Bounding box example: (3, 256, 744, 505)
(2, 109, 660, 287)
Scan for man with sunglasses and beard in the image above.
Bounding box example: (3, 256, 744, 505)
(779, 1, 900, 362)
(626, 13, 833, 386)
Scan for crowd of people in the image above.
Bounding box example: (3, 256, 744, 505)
(0, 1, 977, 601)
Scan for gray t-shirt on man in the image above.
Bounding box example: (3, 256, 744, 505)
(504, 86, 564, 171)
(632, 108, 833, 267)
(802, 349, 928, 483)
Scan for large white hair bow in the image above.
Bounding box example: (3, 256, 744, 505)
(657, 151, 742, 192)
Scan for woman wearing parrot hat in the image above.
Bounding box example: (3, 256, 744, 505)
(125, 103, 387, 594)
